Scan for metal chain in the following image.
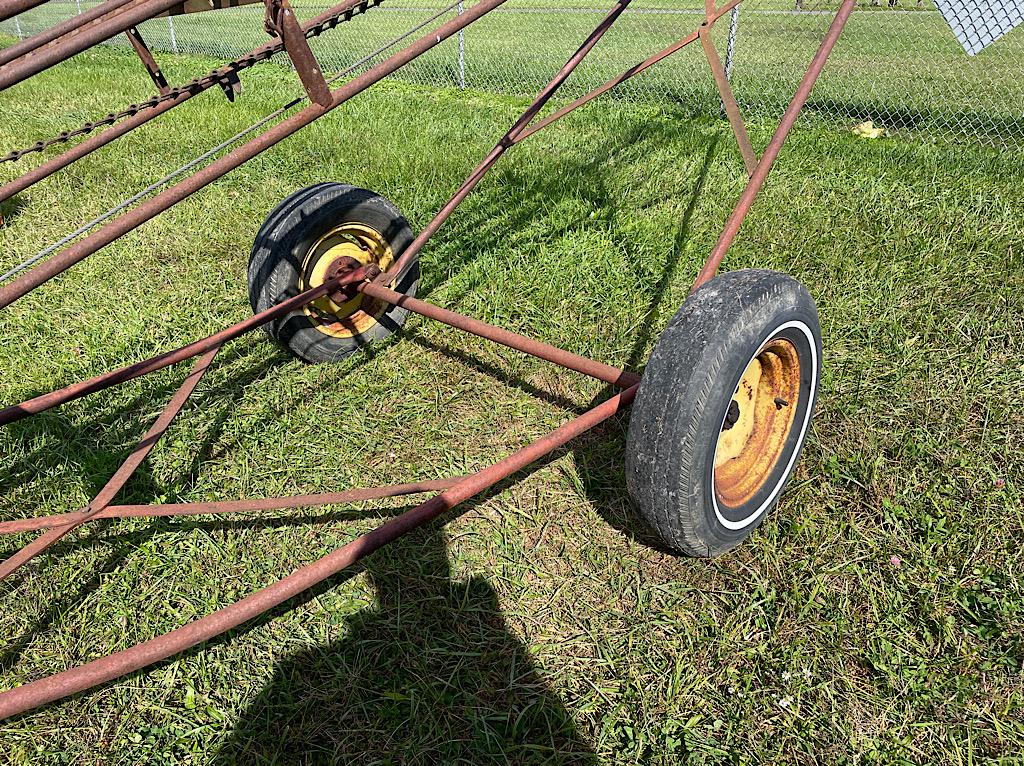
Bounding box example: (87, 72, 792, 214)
(0, 0, 382, 163)
(0, 0, 463, 284)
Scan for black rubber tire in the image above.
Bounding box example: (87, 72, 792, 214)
(248, 183, 418, 363)
(625, 269, 822, 557)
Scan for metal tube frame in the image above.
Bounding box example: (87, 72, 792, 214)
(0, 0, 145, 67)
(0, 0, 187, 91)
(0, 0, 857, 718)
(0, 0, 383, 200)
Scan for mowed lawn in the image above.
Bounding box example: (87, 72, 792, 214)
(6, 0, 1024, 139)
(0, 40, 1022, 764)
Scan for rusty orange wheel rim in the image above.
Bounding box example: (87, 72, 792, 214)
(713, 337, 802, 508)
(299, 222, 394, 339)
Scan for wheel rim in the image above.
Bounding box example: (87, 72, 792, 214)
(298, 222, 394, 339)
(713, 337, 802, 508)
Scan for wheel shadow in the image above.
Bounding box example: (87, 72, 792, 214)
(0, 108, 723, 750)
(212, 524, 597, 765)
(570, 135, 720, 551)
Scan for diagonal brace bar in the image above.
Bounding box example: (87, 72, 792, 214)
(0, 0, 143, 67)
(0, 346, 221, 583)
(125, 25, 171, 95)
(0, 0, 186, 93)
(699, 25, 757, 177)
(691, 0, 857, 292)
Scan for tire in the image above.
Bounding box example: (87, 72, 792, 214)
(625, 269, 821, 557)
(248, 183, 418, 363)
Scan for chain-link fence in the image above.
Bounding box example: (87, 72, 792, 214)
(2, 0, 1023, 144)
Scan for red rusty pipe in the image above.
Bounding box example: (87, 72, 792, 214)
(0, 0, 185, 92)
(0, 383, 637, 719)
(359, 281, 640, 389)
(0, 0, 509, 310)
(380, 0, 633, 285)
(0, 0, 48, 23)
(0, 478, 465, 535)
(511, 0, 744, 146)
(0, 346, 221, 583)
(699, 25, 757, 176)
(690, 0, 856, 292)
(0, 0, 380, 204)
(0, 263, 378, 427)
(0, 0, 142, 67)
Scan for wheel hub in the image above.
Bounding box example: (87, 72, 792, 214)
(299, 222, 394, 339)
(713, 337, 801, 508)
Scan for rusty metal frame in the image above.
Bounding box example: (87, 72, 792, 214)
(0, 0, 188, 90)
(264, 0, 333, 106)
(125, 24, 171, 94)
(0, 0, 857, 718)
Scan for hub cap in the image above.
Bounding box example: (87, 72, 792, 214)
(299, 222, 393, 339)
(714, 337, 802, 507)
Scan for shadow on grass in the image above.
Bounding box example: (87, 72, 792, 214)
(1, 109, 721, 755)
(0, 339, 375, 671)
(572, 135, 720, 551)
(0, 340, 290, 497)
(414, 110, 705, 298)
(213, 524, 596, 764)
(0, 196, 26, 228)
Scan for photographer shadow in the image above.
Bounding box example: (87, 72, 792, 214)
(213, 523, 597, 765)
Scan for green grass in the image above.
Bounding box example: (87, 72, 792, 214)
(1, 42, 1023, 764)
(4, 0, 1024, 142)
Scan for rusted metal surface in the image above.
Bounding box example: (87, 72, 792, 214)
(691, 0, 858, 292)
(0, 0, 381, 165)
(0, 0, 379, 203)
(125, 25, 170, 94)
(0, 0, 507, 309)
(713, 338, 800, 506)
(159, 0, 264, 16)
(0, 0, 860, 721)
(0, 263, 379, 427)
(360, 281, 640, 389)
(0, 0, 185, 93)
(265, 0, 332, 107)
(380, 0, 633, 286)
(0, 478, 466, 535)
(0, 347, 221, 583)
(699, 26, 758, 177)
(0, 0, 48, 23)
(0, 383, 637, 720)
(0, 0, 142, 67)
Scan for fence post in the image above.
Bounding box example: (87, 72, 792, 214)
(457, 2, 465, 89)
(13, 15, 22, 39)
(168, 15, 178, 53)
(717, 5, 740, 117)
(75, 0, 82, 14)
(724, 5, 739, 81)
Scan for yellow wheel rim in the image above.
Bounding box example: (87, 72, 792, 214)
(298, 222, 394, 339)
(713, 337, 801, 508)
